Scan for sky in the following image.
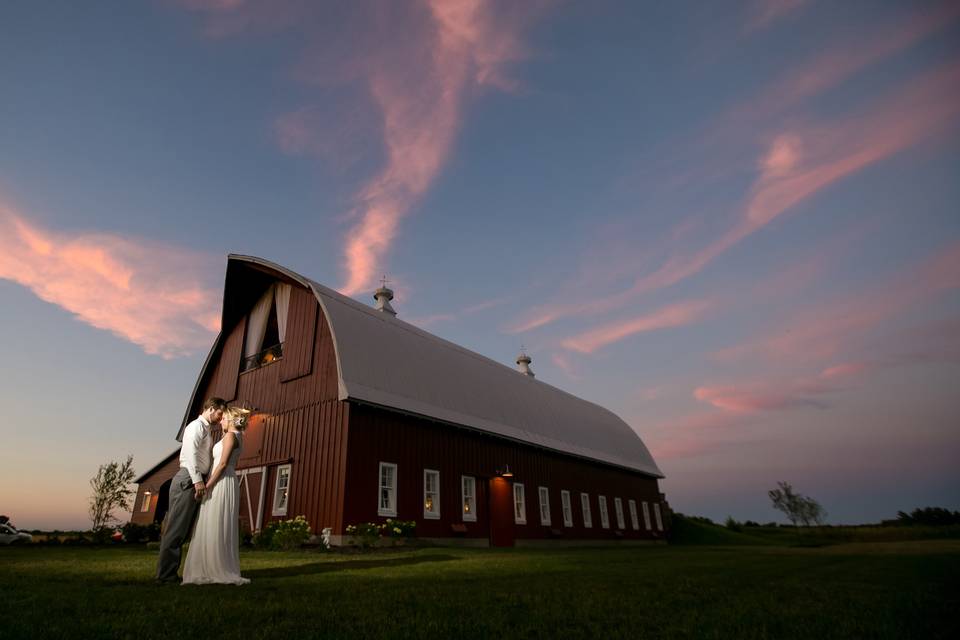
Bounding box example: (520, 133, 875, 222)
(1, 0, 958, 530)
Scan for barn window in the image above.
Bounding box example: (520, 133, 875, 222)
(561, 490, 573, 527)
(242, 284, 292, 372)
(140, 491, 151, 513)
(513, 483, 526, 524)
(598, 496, 610, 529)
(580, 493, 593, 528)
(538, 486, 551, 526)
(642, 501, 652, 530)
(423, 469, 440, 519)
(654, 503, 664, 531)
(628, 499, 640, 530)
(461, 476, 477, 522)
(378, 462, 397, 517)
(272, 465, 291, 516)
(614, 497, 626, 530)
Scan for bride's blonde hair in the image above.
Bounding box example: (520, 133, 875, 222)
(223, 407, 251, 432)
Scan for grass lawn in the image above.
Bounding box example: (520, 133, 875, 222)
(1, 540, 957, 639)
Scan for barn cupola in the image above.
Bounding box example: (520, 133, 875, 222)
(373, 275, 397, 317)
(516, 347, 535, 378)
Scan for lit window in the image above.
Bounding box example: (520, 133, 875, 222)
(580, 493, 593, 528)
(654, 503, 664, 531)
(614, 497, 626, 530)
(598, 495, 610, 529)
(538, 486, 551, 526)
(140, 491, 151, 513)
(272, 465, 291, 516)
(462, 476, 477, 522)
(378, 462, 397, 517)
(628, 499, 640, 530)
(561, 490, 573, 527)
(642, 501, 652, 530)
(513, 483, 527, 525)
(423, 469, 440, 520)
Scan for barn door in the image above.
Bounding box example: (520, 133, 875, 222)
(487, 477, 515, 547)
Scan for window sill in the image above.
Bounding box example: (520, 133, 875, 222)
(462, 514, 477, 522)
(378, 509, 397, 518)
(423, 512, 440, 520)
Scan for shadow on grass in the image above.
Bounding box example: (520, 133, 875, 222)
(243, 553, 460, 579)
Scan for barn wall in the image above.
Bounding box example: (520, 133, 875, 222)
(131, 454, 180, 525)
(343, 403, 666, 541)
(195, 285, 348, 534)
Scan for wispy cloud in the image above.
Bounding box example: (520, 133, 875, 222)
(717, 239, 960, 363)
(561, 298, 713, 354)
(745, 0, 810, 31)
(0, 204, 220, 358)
(508, 56, 960, 335)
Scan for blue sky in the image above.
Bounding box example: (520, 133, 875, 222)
(1, 0, 958, 529)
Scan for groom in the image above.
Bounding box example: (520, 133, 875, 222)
(155, 396, 227, 583)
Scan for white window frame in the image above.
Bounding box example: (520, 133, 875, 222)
(580, 492, 593, 528)
(538, 486, 551, 526)
(423, 468, 440, 519)
(598, 495, 610, 529)
(614, 497, 626, 530)
(378, 462, 397, 517)
(561, 490, 573, 527)
(140, 491, 151, 513)
(461, 475, 477, 522)
(628, 499, 640, 530)
(272, 464, 291, 516)
(654, 503, 664, 531)
(513, 482, 527, 525)
(642, 501, 652, 530)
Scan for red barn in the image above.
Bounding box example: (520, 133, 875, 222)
(133, 255, 668, 546)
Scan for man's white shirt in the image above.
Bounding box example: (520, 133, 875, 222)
(180, 416, 213, 484)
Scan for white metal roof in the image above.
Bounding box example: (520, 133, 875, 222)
(224, 256, 664, 477)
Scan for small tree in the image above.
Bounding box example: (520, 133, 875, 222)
(768, 481, 826, 527)
(89, 456, 136, 538)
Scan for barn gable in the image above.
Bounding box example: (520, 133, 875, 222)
(179, 255, 663, 479)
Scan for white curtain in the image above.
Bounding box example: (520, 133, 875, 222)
(274, 283, 292, 345)
(244, 285, 275, 359)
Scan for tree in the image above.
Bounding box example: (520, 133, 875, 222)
(768, 481, 826, 527)
(89, 456, 136, 537)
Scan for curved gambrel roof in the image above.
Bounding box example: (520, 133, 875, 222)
(182, 255, 663, 478)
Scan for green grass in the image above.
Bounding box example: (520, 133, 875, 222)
(1, 540, 957, 639)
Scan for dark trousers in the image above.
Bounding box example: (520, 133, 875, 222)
(156, 468, 201, 581)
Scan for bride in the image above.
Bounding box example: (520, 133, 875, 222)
(182, 406, 251, 585)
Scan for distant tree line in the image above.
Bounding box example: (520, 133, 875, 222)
(892, 507, 960, 526)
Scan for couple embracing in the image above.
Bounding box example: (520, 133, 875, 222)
(156, 397, 250, 585)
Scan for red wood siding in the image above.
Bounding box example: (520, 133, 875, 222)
(131, 455, 180, 525)
(207, 318, 244, 402)
(343, 403, 665, 541)
(195, 285, 348, 535)
(279, 287, 318, 382)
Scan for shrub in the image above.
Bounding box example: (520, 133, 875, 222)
(252, 523, 275, 549)
(724, 516, 742, 532)
(272, 516, 312, 550)
(346, 522, 382, 550)
(121, 522, 160, 543)
(382, 518, 416, 539)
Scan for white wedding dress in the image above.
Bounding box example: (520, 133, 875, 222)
(182, 433, 250, 585)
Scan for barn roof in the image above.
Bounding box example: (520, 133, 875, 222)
(182, 255, 663, 478)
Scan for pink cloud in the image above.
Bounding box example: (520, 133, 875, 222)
(0, 204, 220, 358)
(738, 2, 960, 119)
(509, 56, 960, 335)
(561, 298, 713, 354)
(719, 240, 960, 363)
(337, 1, 540, 296)
(180, 1, 545, 297)
(746, 0, 809, 31)
(550, 351, 582, 380)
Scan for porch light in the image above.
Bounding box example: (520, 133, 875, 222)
(499, 465, 513, 478)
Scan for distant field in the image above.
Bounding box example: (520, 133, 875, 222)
(1, 538, 957, 639)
